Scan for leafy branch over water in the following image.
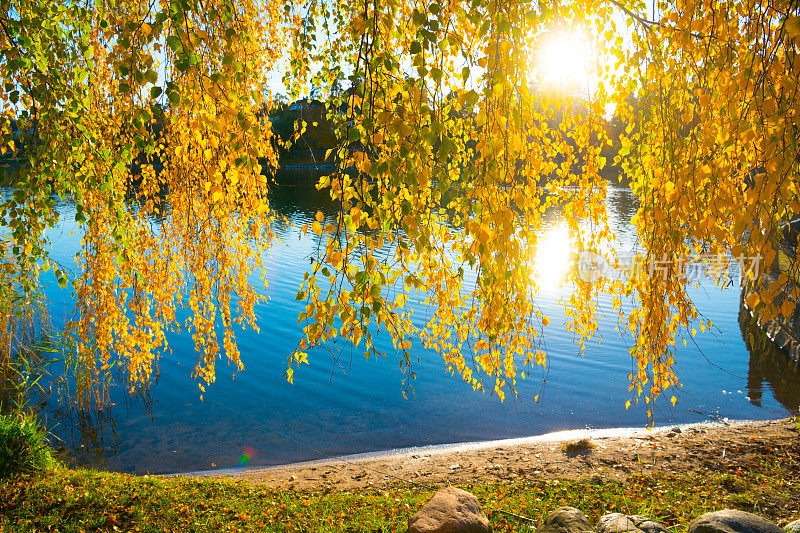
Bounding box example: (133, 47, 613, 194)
(0, 0, 798, 417)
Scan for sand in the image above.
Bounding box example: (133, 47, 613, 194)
(176, 418, 798, 491)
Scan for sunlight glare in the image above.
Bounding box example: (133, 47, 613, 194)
(534, 30, 592, 91)
(532, 223, 572, 291)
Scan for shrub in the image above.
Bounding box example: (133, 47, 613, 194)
(0, 411, 55, 479)
(562, 438, 594, 456)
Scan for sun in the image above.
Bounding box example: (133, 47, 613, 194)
(533, 30, 592, 92)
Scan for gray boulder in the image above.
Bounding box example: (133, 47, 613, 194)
(688, 510, 784, 533)
(785, 520, 800, 533)
(538, 507, 594, 533)
(598, 513, 668, 533)
(407, 487, 491, 533)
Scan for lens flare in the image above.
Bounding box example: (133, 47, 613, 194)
(238, 446, 257, 467)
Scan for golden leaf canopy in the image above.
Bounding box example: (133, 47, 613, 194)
(1, 0, 797, 416)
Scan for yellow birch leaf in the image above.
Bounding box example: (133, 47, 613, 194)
(786, 16, 800, 38)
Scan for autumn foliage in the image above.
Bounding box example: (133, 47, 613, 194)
(1, 0, 798, 416)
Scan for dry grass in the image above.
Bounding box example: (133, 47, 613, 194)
(562, 438, 594, 456)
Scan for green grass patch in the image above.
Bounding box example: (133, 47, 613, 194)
(1, 443, 798, 532)
(0, 412, 54, 479)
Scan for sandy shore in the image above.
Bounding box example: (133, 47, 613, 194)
(176, 418, 798, 491)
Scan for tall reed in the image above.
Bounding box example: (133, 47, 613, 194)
(0, 234, 58, 477)
(0, 234, 52, 414)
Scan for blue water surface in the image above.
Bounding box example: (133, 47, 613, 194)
(26, 179, 800, 474)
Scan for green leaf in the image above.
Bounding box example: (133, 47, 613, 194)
(370, 284, 381, 299)
(409, 41, 422, 55)
(166, 35, 181, 51)
(497, 17, 511, 33)
(150, 86, 162, 99)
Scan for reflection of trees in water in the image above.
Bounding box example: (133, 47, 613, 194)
(267, 169, 336, 223)
(46, 375, 154, 470)
(738, 296, 800, 412)
(0, 164, 22, 183)
(47, 406, 121, 469)
(266, 173, 640, 237)
(605, 186, 639, 242)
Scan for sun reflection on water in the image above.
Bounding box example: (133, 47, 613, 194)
(532, 223, 573, 291)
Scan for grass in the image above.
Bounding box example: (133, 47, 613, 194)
(0, 241, 59, 479)
(0, 411, 54, 479)
(0, 437, 798, 533)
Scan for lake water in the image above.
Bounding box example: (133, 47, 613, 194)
(18, 174, 800, 474)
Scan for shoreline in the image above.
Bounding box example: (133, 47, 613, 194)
(173, 419, 741, 477)
(171, 417, 798, 491)
(6, 419, 798, 532)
